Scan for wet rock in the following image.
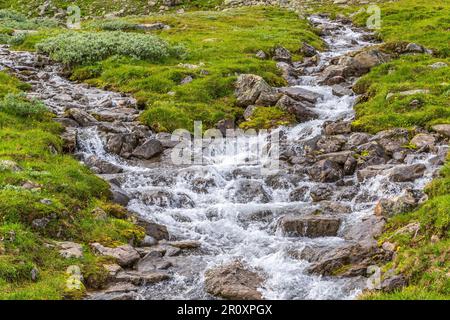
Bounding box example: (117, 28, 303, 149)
(410, 133, 436, 148)
(371, 128, 409, 155)
(275, 95, 318, 122)
(310, 185, 333, 202)
(67, 108, 98, 126)
(305, 242, 389, 276)
(315, 135, 346, 153)
(110, 184, 130, 206)
(343, 156, 357, 175)
(332, 84, 353, 97)
(235, 74, 279, 107)
(132, 139, 163, 159)
(91, 243, 140, 267)
(431, 124, 450, 138)
(279, 215, 341, 238)
(204, 261, 264, 300)
(165, 240, 201, 250)
(134, 218, 169, 241)
(272, 45, 292, 63)
(318, 201, 352, 214)
(374, 189, 425, 218)
(191, 177, 216, 193)
(136, 253, 173, 272)
(300, 42, 317, 57)
(308, 159, 344, 183)
(357, 164, 392, 181)
(288, 186, 310, 202)
(317, 151, 354, 164)
(140, 235, 157, 247)
(323, 120, 352, 136)
(389, 164, 426, 182)
(226, 180, 272, 203)
(85, 155, 123, 174)
(141, 189, 194, 208)
(114, 271, 170, 286)
(60, 127, 77, 153)
(278, 87, 323, 104)
(342, 215, 385, 243)
(106, 133, 140, 157)
(216, 118, 235, 136)
(344, 132, 371, 149)
(88, 283, 139, 300)
(57, 241, 83, 259)
(155, 132, 180, 148)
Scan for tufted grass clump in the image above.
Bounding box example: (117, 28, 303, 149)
(86, 19, 140, 31)
(36, 31, 185, 66)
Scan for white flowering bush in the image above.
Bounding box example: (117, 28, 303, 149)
(36, 31, 185, 66)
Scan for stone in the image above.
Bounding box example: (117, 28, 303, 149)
(140, 235, 158, 247)
(235, 74, 278, 107)
(382, 242, 396, 252)
(134, 217, 170, 241)
(57, 241, 83, 259)
(132, 139, 163, 159)
(204, 261, 264, 300)
(357, 165, 393, 181)
(31, 217, 50, 229)
(90, 243, 140, 267)
(226, 180, 272, 203)
(216, 118, 235, 136)
(431, 124, 450, 138)
(317, 151, 353, 165)
(279, 215, 341, 238)
(114, 271, 170, 285)
(278, 87, 323, 104)
(308, 159, 344, 183)
(300, 42, 317, 57)
(180, 75, 193, 85)
(165, 240, 201, 250)
(135, 22, 170, 31)
(0, 160, 21, 172)
(410, 133, 436, 148)
(288, 186, 310, 202)
(429, 62, 448, 69)
(315, 135, 346, 153)
(272, 45, 292, 63)
(67, 108, 97, 126)
(305, 242, 389, 276)
(310, 185, 333, 202)
(255, 50, 267, 59)
(61, 127, 77, 153)
(243, 105, 257, 121)
(389, 164, 426, 182)
(332, 85, 353, 97)
(275, 95, 318, 122)
(110, 184, 130, 206)
(381, 274, 407, 292)
(85, 155, 123, 174)
(386, 89, 430, 100)
(345, 132, 371, 149)
(371, 128, 409, 155)
(375, 189, 425, 218)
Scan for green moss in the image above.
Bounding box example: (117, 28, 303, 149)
(239, 106, 296, 130)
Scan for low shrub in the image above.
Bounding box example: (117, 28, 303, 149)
(36, 31, 185, 66)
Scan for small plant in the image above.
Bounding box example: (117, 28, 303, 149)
(0, 94, 49, 120)
(87, 19, 139, 31)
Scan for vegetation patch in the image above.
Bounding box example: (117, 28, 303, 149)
(36, 31, 184, 66)
(0, 72, 143, 299)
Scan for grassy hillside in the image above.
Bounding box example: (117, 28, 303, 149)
(0, 72, 144, 299)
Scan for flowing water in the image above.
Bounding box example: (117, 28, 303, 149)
(0, 16, 446, 300)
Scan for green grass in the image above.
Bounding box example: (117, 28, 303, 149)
(0, 72, 144, 299)
(69, 7, 322, 132)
